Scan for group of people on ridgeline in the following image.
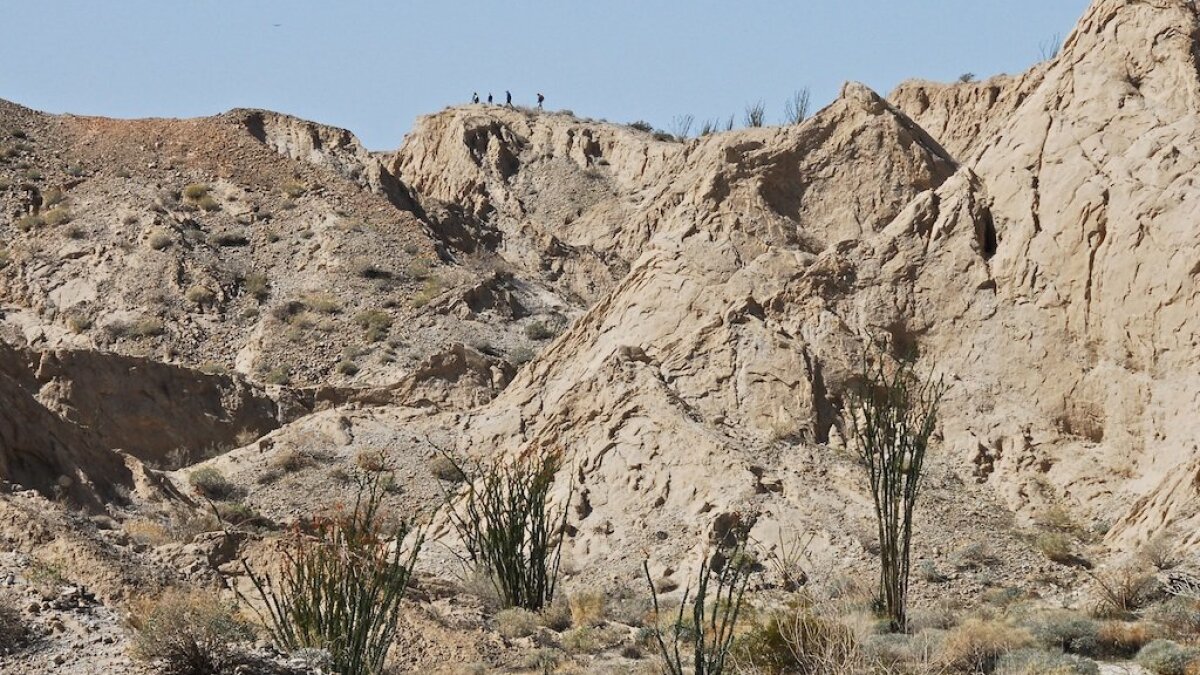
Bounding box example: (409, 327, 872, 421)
(471, 91, 545, 110)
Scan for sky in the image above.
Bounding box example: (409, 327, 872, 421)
(0, 1, 1091, 150)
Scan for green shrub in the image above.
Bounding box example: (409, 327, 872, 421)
(42, 186, 65, 207)
(731, 600, 858, 674)
(263, 366, 291, 385)
(1088, 565, 1157, 619)
(182, 183, 209, 200)
(1136, 640, 1200, 675)
(128, 587, 253, 674)
(351, 259, 391, 280)
(188, 467, 234, 500)
(0, 596, 25, 652)
(1035, 532, 1075, 564)
(16, 214, 43, 231)
(197, 195, 220, 212)
(444, 446, 571, 611)
(428, 455, 466, 482)
(185, 285, 215, 305)
(66, 164, 85, 177)
(411, 277, 443, 308)
(66, 314, 93, 333)
(335, 360, 359, 376)
(937, 619, 1033, 673)
(1148, 596, 1200, 638)
(209, 230, 247, 246)
(239, 472, 424, 675)
(282, 180, 307, 198)
(994, 648, 1099, 674)
(495, 607, 539, 638)
(353, 309, 392, 342)
(243, 273, 269, 301)
(1028, 610, 1099, 656)
(524, 321, 556, 341)
(303, 294, 342, 314)
(42, 207, 71, 226)
(21, 168, 42, 181)
(147, 230, 173, 250)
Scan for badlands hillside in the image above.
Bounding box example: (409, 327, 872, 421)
(1, 0, 1200, 673)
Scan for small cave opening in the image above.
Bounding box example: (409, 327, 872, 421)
(977, 208, 999, 259)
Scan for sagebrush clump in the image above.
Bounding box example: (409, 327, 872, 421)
(128, 587, 253, 675)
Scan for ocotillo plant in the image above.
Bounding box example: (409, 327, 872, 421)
(238, 470, 423, 675)
(847, 352, 944, 632)
(443, 445, 572, 611)
(644, 533, 755, 675)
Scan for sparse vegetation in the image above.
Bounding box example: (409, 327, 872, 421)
(242, 272, 269, 301)
(568, 591, 607, 627)
(411, 277, 444, 308)
(16, 214, 43, 231)
(263, 366, 291, 385)
(209, 230, 247, 246)
(993, 648, 1098, 674)
(282, 180, 308, 198)
(148, 229, 173, 250)
(783, 87, 812, 125)
(443, 445, 572, 611)
(937, 618, 1034, 673)
(182, 183, 210, 201)
(496, 607, 540, 639)
(354, 309, 392, 342)
(239, 471, 424, 675)
(188, 467, 234, 500)
(1136, 639, 1200, 675)
(524, 320, 557, 341)
(185, 285, 215, 305)
(847, 352, 945, 631)
(731, 599, 860, 674)
(644, 531, 754, 675)
(744, 100, 767, 128)
(428, 455, 466, 482)
(128, 587, 253, 675)
(335, 359, 359, 376)
(43, 206, 71, 226)
(1088, 565, 1158, 619)
(0, 596, 25, 652)
(1035, 532, 1076, 564)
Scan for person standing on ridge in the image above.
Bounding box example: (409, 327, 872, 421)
(487, 93, 493, 104)
(505, 90, 512, 107)
(472, 92, 479, 104)
(537, 92, 544, 109)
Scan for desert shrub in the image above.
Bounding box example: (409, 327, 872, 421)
(214, 501, 265, 528)
(1036, 504, 1080, 533)
(16, 214, 43, 231)
(134, 317, 166, 337)
(42, 186, 65, 207)
(22, 168, 42, 181)
(185, 285, 215, 305)
(847, 353, 944, 631)
(937, 618, 1033, 673)
(271, 449, 316, 475)
(125, 518, 173, 546)
(539, 596, 572, 631)
(188, 467, 234, 500)
(282, 180, 307, 198)
(1095, 620, 1156, 658)
(0, 596, 25, 651)
(1028, 610, 1099, 656)
(628, 120, 654, 133)
(1137, 640, 1200, 675)
(444, 445, 571, 611)
(182, 183, 209, 200)
(569, 591, 606, 628)
(496, 607, 540, 638)
(242, 272, 269, 301)
(783, 87, 812, 125)
(1088, 565, 1158, 619)
(196, 195, 220, 212)
(128, 587, 253, 675)
(510, 346, 535, 365)
(1035, 532, 1075, 564)
(209, 230, 246, 246)
(65, 313, 92, 333)
(116, 167, 131, 178)
(428, 455, 465, 482)
(147, 230, 173, 250)
(524, 321, 556, 341)
(1143, 533, 1183, 571)
(1149, 596, 1200, 638)
(351, 258, 391, 280)
(952, 542, 999, 571)
(993, 648, 1098, 674)
(335, 359, 359, 376)
(65, 223, 86, 239)
(239, 472, 424, 675)
(263, 366, 291, 385)
(353, 309, 392, 342)
(411, 277, 444, 308)
(731, 599, 859, 674)
(303, 294, 342, 314)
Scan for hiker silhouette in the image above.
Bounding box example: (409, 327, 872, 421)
(505, 90, 512, 107)
(487, 93, 493, 104)
(472, 92, 479, 104)
(537, 93, 544, 109)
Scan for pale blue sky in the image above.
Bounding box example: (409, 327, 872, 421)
(0, 1, 1091, 150)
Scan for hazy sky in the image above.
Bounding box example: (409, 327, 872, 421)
(1, 1, 1091, 150)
